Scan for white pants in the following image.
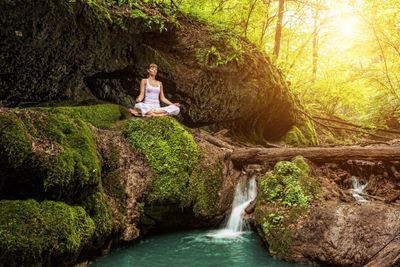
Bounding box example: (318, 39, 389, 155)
(134, 102, 180, 116)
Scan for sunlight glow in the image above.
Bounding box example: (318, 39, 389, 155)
(335, 17, 358, 37)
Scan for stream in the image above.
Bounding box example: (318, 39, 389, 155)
(89, 230, 304, 267)
(90, 176, 305, 267)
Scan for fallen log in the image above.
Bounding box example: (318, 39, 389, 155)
(230, 146, 400, 166)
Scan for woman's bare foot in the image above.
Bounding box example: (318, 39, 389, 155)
(128, 108, 141, 117)
(145, 111, 168, 117)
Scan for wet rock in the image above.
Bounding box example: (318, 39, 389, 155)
(290, 202, 400, 267)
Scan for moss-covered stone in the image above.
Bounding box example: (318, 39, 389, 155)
(182, 155, 224, 217)
(0, 199, 95, 267)
(102, 147, 127, 215)
(123, 117, 199, 204)
(0, 112, 31, 168)
(123, 117, 226, 227)
(37, 104, 128, 129)
(255, 156, 320, 255)
(0, 107, 114, 264)
(23, 111, 101, 203)
(81, 192, 113, 239)
(281, 118, 318, 146)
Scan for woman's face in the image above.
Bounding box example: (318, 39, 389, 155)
(148, 65, 157, 76)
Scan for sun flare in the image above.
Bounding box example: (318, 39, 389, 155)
(335, 17, 359, 37)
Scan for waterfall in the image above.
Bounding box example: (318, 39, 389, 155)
(207, 176, 257, 238)
(350, 176, 368, 203)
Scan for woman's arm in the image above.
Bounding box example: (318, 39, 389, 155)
(136, 79, 146, 102)
(159, 82, 176, 105)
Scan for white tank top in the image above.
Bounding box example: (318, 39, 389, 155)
(144, 79, 160, 106)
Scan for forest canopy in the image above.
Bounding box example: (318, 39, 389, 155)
(116, 0, 399, 132)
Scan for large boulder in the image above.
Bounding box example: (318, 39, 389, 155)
(253, 157, 400, 267)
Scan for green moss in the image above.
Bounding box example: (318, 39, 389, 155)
(0, 107, 120, 263)
(281, 118, 318, 146)
(0, 113, 31, 168)
(102, 147, 127, 215)
(81, 192, 113, 239)
(123, 117, 199, 204)
(281, 126, 307, 146)
(29, 112, 102, 202)
(182, 158, 224, 217)
(37, 104, 127, 129)
(85, 0, 113, 25)
(0, 108, 112, 238)
(0, 199, 95, 266)
(256, 157, 320, 254)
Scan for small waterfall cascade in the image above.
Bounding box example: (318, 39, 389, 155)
(207, 176, 257, 238)
(350, 176, 368, 203)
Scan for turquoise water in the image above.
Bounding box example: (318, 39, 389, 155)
(90, 230, 304, 267)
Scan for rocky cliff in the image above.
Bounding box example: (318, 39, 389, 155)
(0, 105, 238, 266)
(0, 0, 295, 142)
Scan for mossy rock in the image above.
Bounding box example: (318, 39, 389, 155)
(182, 155, 224, 218)
(0, 109, 102, 203)
(255, 156, 320, 255)
(123, 117, 226, 226)
(0, 199, 95, 267)
(0, 107, 113, 246)
(36, 103, 128, 129)
(123, 117, 199, 204)
(80, 192, 113, 239)
(0, 112, 31, 168)
(281, 118, 318, 146)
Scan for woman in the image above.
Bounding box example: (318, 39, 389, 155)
(128, 63, 180, 117)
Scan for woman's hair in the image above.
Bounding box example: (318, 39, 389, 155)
(148, 63, 158, 69)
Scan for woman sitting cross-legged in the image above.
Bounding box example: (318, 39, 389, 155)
(128, 63, 180, 117)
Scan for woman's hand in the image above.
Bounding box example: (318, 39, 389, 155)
(174, 103, 180, 107)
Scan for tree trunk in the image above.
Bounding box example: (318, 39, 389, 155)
(273, 0, 285, 58)
(244, 0, 258, 38)
(230, 146, 400, 166)
(312, 0, 319, 81)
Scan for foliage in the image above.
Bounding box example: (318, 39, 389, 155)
(195, 30, 245, 67)
(123, 117, 199, 204)
(0, 199, 95, 266)
(64, 0, 400, 135)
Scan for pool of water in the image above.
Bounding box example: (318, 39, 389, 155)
(90, 230, 305, 267)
